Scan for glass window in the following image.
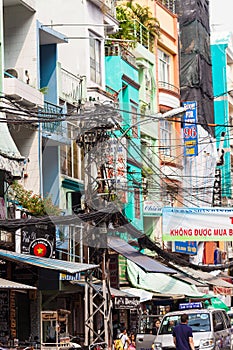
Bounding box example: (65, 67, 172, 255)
(159, 313, 211, 334)
(158, 49, 170, 83)
(89, 31, 101, 84)
(159, 119, 172, 156)
(60, 123, 84, 181)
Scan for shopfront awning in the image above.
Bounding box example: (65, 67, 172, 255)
(0, 278, 36, 290)
(107, 236, 176, 274)
(0, 249, 98, 274)
(122, 287, 154, 302)
(169, 263, 233, 295)
(127, 260, 204, 298)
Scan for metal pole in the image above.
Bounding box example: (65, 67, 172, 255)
(84, 281, 89, 346)
(102, 250, 109, 347)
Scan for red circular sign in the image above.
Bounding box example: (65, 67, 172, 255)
(29, 239, 53, 258)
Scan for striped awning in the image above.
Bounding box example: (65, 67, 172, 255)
(0, 249, 98, 274)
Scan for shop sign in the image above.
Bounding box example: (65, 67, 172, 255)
(163, 207, 233, 241)
(213, 286, 233, 296)
(60, 272, 80, 281)
(174, 241, 197, 255)
(143, 201, 162, 216)
(114, 296, 140, 309)
(182, 101, 198, 157)
(21, 221, 55, 257)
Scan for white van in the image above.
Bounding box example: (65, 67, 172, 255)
(154, 308, 233, 350)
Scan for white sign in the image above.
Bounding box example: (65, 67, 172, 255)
(163, 207, 233, 241)
(143, 201, 162, 216)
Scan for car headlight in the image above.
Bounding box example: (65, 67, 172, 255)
(199, 339, 215, 349)
(154, 342, 162, 350)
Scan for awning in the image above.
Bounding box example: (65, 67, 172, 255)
(107, 236, 176, 274)
(169, 263, 233, 295)
(122, 287, 154, 302)
(0, 278, 36, 290)
(71, 281, 140, 309)
(0, 249, 98, 274)
(39, 23, 68, 45)
(203, 295, 230, 311)
(127, 260, 204, 298)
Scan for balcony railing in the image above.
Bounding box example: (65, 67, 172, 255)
(158, 81, 180, 95)
(58, 65, 86, 106)
(41, 101, 64, 135)
(132, 19, 154, 52)
(157, 0, 176, 14)
(105, 43, 137, 67)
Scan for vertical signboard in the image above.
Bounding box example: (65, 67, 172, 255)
(106, 137, 128, 203)
(182, 101, 198, 156)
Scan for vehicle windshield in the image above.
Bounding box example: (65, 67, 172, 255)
(159, 313, 211, 334)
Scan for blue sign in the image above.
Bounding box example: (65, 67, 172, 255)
(182, 101, 198, 156)
(174, 241, 197, 255)
(179, 302, 202, 310)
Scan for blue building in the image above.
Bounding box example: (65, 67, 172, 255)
(211, 31, 233, 203)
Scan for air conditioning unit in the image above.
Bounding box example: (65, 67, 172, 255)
(5, 67, 29, 84)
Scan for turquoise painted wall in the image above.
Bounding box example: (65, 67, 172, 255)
(105, 55, 143, 231)
(211, 42, 231, 198)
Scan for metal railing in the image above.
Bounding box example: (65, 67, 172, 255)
(105, 43, 136, 67)
(59, 67, 86, 105)
(158, 81, 180, 95)
(41, 101, 64, 135)
(157, 0, 176, 14)
(133, 19, 154, 52)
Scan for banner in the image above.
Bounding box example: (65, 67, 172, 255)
(163, 207, 233, 241)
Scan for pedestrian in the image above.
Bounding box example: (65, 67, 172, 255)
(151, 319, 161, 335)
(172, 314, 195, 350)
(128, 333, 136, 350)
(118, 327, 129, 350)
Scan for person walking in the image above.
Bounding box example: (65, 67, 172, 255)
(172, 314, 195, 350)
(119, 327, 129, 350)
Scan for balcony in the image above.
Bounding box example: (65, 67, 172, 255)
(105, 43, 137, 67)
(88, 0, 116, 17)
(58, 65, 87, 106)
(4, 70, 44, 109)
(158, 81, 180, 109)
(157, 0, 176, 14)
(40, 101, 64, 136)
(3, 0, 36, 12)
(132, 19, 155, 53)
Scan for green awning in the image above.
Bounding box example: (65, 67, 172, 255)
(127, 260, 204, 298)
(204, 295, 230, 311)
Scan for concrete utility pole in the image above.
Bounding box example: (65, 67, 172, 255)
(77, 102, 120, 348)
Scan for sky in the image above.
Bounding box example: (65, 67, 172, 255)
(209, 0, 233, 33)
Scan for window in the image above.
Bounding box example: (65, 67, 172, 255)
(89, 31, 101, 84)
(158, 49, 170, 83)
(60, 123, 84, 180)
(134, 188, 140, 219)
(160, 119, 172, 156)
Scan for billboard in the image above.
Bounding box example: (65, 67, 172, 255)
(163, 207, 233, 241)
(182, 101, 198, 156)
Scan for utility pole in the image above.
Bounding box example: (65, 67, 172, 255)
(76, 102, 120, 348)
